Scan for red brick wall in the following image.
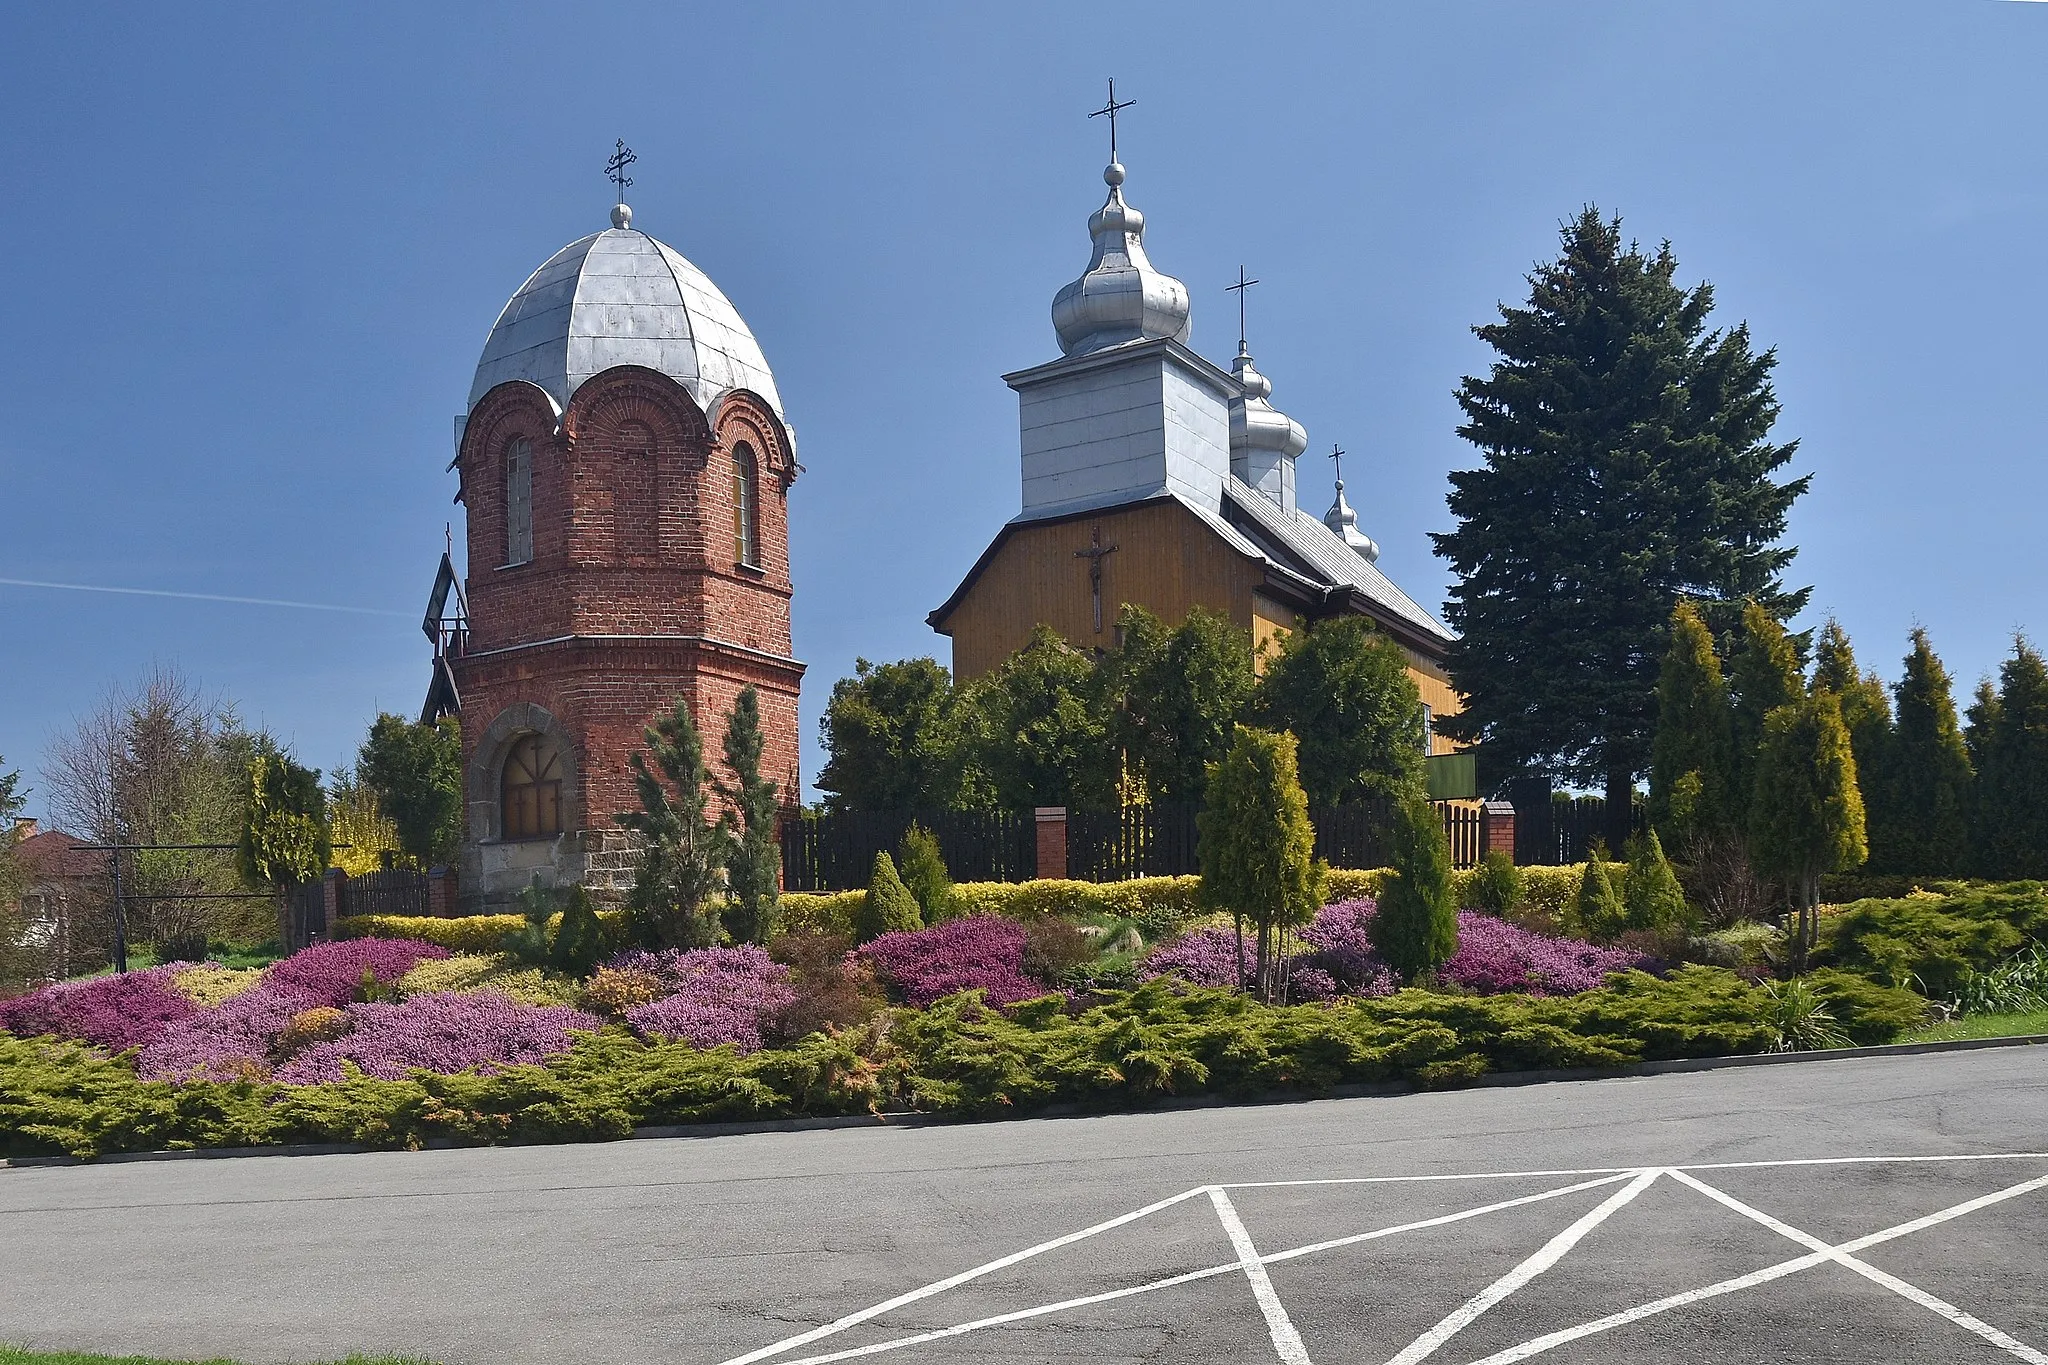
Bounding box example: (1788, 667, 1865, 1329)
(454, 368, 803, 898)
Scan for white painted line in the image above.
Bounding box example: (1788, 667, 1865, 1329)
(1458, 1170, 2048, 1365)
(712, 1184, 1212, 1365)
(1385, 1170, 1660, 1365)
(754, 1175, 1634, 1365)
(1222, 1150, 2048, 1192)
(1212, 1187, 1315, 1364)
(1668, 1169, 2048, 1364)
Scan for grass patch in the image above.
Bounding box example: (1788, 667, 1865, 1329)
(1899, 1009, 2048, 1044)
(0, 1352, 429, 1365)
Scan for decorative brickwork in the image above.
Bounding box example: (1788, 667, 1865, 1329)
(1034, 807, 1069, 882)
(453, 367, 802, 914)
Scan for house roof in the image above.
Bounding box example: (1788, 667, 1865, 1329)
(15, 830, 100, 882)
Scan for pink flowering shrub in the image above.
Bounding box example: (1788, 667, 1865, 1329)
(137, 983, 314, 1080)
(0, 967, 196, 1052)
(1444, 912, 1646, 996)
(616, 945, 799, 1053)
(263, 938, 448, 1008)
(274, 991, 601, 1082)
(858, 917, 1048, 1007)
(1141, 900, 1397, 1000)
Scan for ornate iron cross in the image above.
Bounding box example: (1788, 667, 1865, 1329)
(1074, 525, 1120, 634)
(605, 139, 637, 202)
(1329, 443, 1346, 485)
(1090, 79, 1136, 162)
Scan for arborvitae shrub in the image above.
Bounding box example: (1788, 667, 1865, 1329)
(550, 886, 607, 977)
(1622, 830, 1691, 934)
(856, 852, 923, 943)
(1371, 791, 1458, 981)
(1576, 854, 1627, 944)
(1468, 851, 1525, 917)
(897, 824, 957, 923)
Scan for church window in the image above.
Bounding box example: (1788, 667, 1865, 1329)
(504, 437, 533, 566)
(500, 733, 562, 840)
(1421, 703, 1435, 755)
(733, 441, 761, 566)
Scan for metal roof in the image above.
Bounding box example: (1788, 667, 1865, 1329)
(1221, 479, 1454, 644)
(467, 207, 783, 420)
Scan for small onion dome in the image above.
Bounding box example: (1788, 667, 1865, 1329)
(1051, 162, 1192, 357)
(1229, 347, 1308, 464)
(468, 203, 782, 419)
(1325, 480, 1381, 563)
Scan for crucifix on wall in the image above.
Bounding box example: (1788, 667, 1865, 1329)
(1074, 524, 1119, 634)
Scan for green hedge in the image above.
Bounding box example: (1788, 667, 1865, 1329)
(1, 963, 1928, 1159)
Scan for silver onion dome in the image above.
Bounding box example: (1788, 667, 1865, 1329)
(1324, 479, 1381, 563)
(468, 203, 783, 419)
(1050, 163, 1192, 356)
(1229, 348, 1308, 464)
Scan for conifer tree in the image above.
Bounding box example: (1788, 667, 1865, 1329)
(855, 851, 922, 943)
(1250, 616, 1425, 806)
(1869, 630, 1972, 876)
(549, 885, 606, 977)
(896, 824, 956, 924)
(1751, 694, 1867, 966)
(237, 753, 331, 892)
(619, 696, 730, 949)
(1575, 850, 1627, 944)
(714, 687, 782, 946)
(1810, 620, 1892, 814)
(1433, 208, 1809, 851)
(1973, 638, 2048, 879)
(1649, 600, 1736, 845)
(1197, 726, 1324, 1000)
(1371, 790, 1459, 982)
(1728, 600, 1805, 817)
(1622, 829, 1690, 934)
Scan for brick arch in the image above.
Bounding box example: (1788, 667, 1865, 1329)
(562, 365, 709, 457)
(710, 390, 797, 488)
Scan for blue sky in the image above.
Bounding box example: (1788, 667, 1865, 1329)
(1, 2, 2043, 819)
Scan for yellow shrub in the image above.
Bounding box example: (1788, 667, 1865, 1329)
(775, 891, 864, 939)
(168, 964, 264, 1008)
(334, 909, 631, 954)
(582, 966, 664, 1015)
(396, 952, 586, 1005)
(277, 1006, 351, 1052)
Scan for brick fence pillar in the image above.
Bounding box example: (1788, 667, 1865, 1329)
(1480, 800, 1517, 863)
(1034, 806, 1068, 881)
(321, 867, 348, 935)
(427, 866, 459, 918)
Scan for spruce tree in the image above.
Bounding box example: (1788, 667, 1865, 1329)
(714, 687, 782, 946)
(1196, 726, 1324, 1000)
(1974, 638, 2048, 879)
(1728, 600, 1805, 817)
(619, 696, 730, 949)
(1433, 208, 1809, 850)
(1870, 630, 1972, 876)
(1371, 790, 1458, 981)
(1249, 616, 1426, 806)
(1648, 600, 1736, 845)
(855, 851, 922, 943)
(1751, 695, 1867, 966)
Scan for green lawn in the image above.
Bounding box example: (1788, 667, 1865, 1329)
(0, 1352, 428, 1365)
(1900, 1009, 2048, 1044)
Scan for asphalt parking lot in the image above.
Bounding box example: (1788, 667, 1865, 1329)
(2, 1045, 2043, 1364)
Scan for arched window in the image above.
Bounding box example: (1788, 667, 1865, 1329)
(500, 733, 562, 840)
(732, 441, 760, 566)
(504, 437, 533, 566)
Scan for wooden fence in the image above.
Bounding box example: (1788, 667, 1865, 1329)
(781, 808, 1036, 893)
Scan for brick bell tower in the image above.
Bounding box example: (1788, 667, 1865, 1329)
(442, 192, 802, 914)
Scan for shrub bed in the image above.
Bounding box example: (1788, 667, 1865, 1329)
(1816, 883, 2048, 997)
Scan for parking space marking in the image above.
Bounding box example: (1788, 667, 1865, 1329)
(718, 1154, 2048, 1365)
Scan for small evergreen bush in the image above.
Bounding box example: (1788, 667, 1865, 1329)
(1575, 853, 1627, 944)
(897, 824, 957, 924)
(855, 852, 923, 943)
(1468, 851, 1525, 917)
(1622, 830, 1691, 934)
(1372, 792, 1458, 982)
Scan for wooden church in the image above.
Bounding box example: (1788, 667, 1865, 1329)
(929, 141, 1462, 754)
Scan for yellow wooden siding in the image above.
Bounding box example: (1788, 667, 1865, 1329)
(941, 501, 1265, 679)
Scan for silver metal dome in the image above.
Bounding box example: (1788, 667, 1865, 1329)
(1229, 349, 1308, 463)
(468, 208, 783, 419)
(1050, 163, 1192, 357)
(1324, 480, 1381, 563)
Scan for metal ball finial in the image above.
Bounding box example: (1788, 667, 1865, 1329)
(611, 202, 633, 229)
(1104, 162, 1126, 187)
